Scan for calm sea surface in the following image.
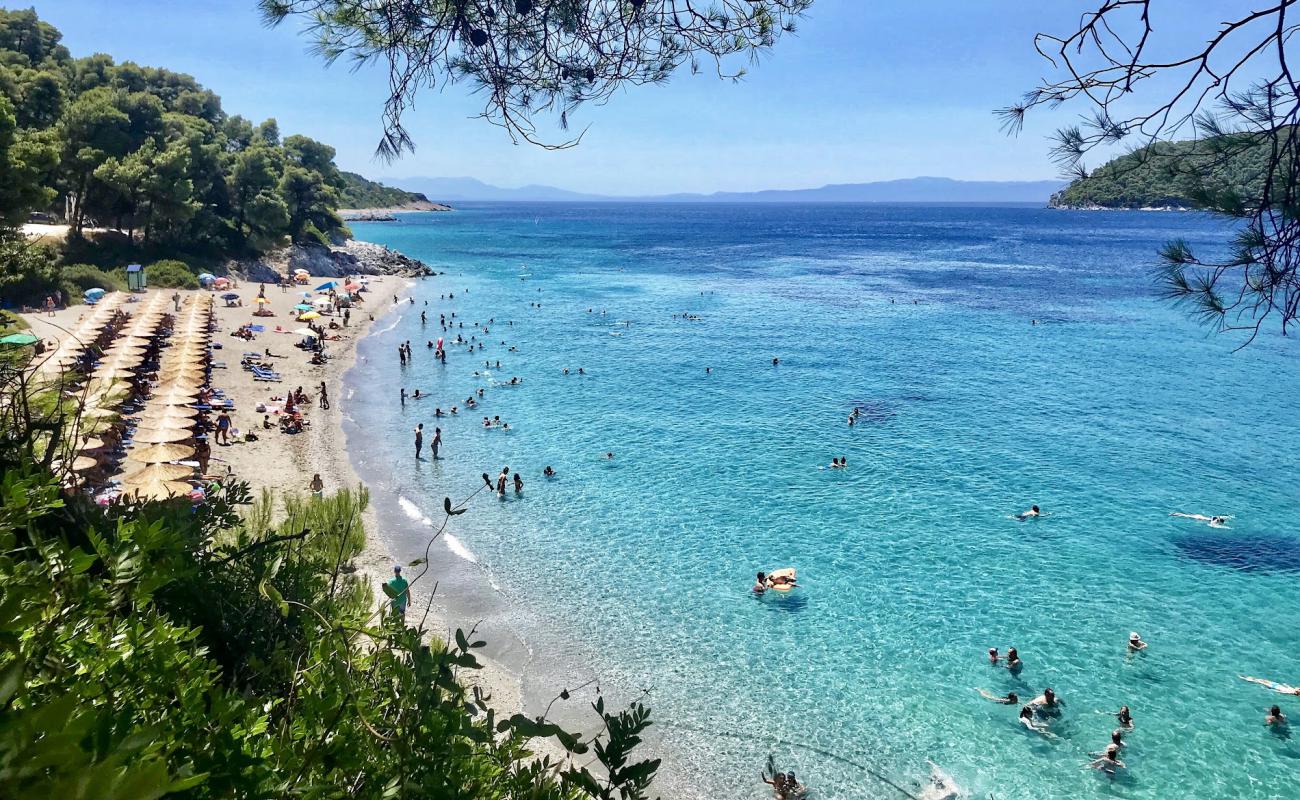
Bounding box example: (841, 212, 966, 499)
(346, 204, 1300, 800)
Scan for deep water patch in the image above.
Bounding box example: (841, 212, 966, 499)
(1174, 531, 1300, 573)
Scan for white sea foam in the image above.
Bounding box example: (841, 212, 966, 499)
(397, 496, 478, 563)
(373, 314, 402, 336)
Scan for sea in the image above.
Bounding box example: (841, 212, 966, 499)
(343, 203, 1300, 800)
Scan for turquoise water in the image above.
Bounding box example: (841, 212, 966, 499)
(346, 204, 1300, 799)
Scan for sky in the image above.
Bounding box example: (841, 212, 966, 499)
(30, 0, 1242, 195)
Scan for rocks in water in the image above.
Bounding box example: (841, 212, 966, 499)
(226, 239, 434, 282)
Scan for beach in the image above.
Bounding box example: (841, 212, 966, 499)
(19, 262, 555, 754)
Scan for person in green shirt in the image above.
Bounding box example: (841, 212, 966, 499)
(386, 565, 410, 620)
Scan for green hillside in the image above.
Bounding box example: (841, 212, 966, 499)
(1051, 137, 1273, 209)
(338, 171, 428, 209)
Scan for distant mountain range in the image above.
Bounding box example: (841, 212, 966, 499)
(381, 175, 1066, 204)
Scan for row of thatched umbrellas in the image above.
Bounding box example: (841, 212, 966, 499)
(36, 293, 126, 377)
(112, 293, 217, 500)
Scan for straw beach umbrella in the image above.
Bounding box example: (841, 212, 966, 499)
(132, 427, 194, 444)
(69, 455, 100, 472)
(149, 393, 200, 406)
(122, 478, 195, 501)
(126, 443, 195, 463)
(122, 463, 195, 483)
(77, 436, 107, 451)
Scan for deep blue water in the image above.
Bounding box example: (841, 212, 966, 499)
(346, 204, 1300, 799)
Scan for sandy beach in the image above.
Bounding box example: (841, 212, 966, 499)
(19, 266, 547, 744)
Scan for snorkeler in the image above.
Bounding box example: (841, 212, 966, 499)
(978, 689, 1019, 704)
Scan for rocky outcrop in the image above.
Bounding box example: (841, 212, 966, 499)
(226, 239, 434, 282)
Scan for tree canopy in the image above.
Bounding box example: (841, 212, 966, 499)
(0, 7, 355, 254)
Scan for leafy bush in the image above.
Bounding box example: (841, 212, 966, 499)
(144, 259, 198, 289)
(59, 263, 124, 295)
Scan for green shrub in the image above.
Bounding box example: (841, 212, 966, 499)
(145, 259, 199, 289)
(59, 263, 125, 294)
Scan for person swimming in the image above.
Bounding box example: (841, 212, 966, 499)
(1084, 744, 1126, 774)
(978, 689, 1019, 704)
(543, 465, 555, 477)
(1169, 512, 1231, 528)
(1240, 676, 1300, 696)
(1005, 647, 1022, 673)
(1027, 688, 1061, 715)
(1015, 505, 1041, 521)
(1018, 705, 1053, 736)
(1113, 705, 1134, 729)
(1128, 632, 1148, 652)
(988, 648, 1000, 665)
(1267, 705, 1289, 730)
(753, 572, 768, 594)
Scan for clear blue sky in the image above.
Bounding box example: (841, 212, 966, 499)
(30, 1, 1233, 195)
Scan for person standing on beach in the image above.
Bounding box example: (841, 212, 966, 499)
(387, 565, 410, 620)
(431, 427, 441, 459)
(343, 308, 350, 326)
(318, 381, 329, 410)
(214, 411, 232, 446)
(414, 423, 424, 459)
(195, 438, 211, 474)
(171, 291, 181, 311)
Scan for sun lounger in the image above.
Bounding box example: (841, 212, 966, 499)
(250, 365, 282, 382)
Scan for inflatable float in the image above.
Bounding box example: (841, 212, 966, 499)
(767, 567, 797, 592)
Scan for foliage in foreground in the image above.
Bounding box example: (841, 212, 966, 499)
(0, 468, 660, 799)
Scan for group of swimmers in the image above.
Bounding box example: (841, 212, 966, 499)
(981, 644, 1140, 775)
(760, 770, 805, 799)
